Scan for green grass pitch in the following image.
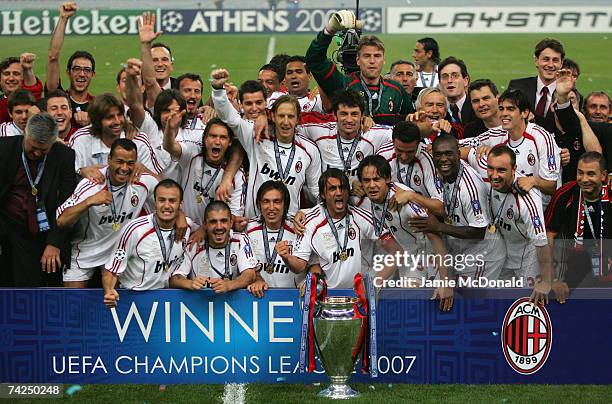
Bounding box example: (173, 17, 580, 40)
(0, 33, 610, 100)
(18, 383, 612, 403)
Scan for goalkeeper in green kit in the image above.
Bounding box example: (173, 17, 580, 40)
(305, 9, 415, 126)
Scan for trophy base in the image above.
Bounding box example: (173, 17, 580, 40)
(318, 383, 360, 399)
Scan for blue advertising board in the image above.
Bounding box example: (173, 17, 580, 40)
(0, 288, 610, 384)
(158, 9, 383, 34)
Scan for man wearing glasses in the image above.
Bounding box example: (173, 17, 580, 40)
(45, 2, 95, 128)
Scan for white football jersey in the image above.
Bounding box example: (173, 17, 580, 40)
(69, 125, 163, 174)
(212, 88, 322, 217)
(463, 123, 560, 207)
(105, 214, 193, 290)
(378, 141, 444, 201)
(293, 204, 386, 289)
(56, 168, 158, 269)
(490, 185, 548, 273)
(267, 91, 325, 114)
(178, 142, 246, 225)
(442, 161, 505, 268)
(0, 121, 23, 137)
(177, 230, 259, 280)
(245, 218, 303, 288)
(354, 182, 428, 253)
(415, 68, 439, 88)
(298, 122, 391, 184)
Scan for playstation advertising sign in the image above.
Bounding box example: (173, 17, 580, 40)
(0, 9, 383, 36)
(1, 288, 610, 384)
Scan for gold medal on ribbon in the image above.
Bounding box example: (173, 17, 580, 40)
(265, 263, 274, 274)
(488, 224, 496, 234)
(112, 222, 121, 232)
(164, 263, 169, 272)
(196, 194, 203, 204)
(339, 251, 348, 261)
(445, 217, 453, 224)
(31, 187, 38, 196)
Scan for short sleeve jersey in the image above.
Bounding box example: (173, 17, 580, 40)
(56, 168, 158, 268)
(105, 214, 193, 290)
(378, 141, 444, 200)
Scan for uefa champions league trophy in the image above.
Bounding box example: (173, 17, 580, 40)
(314, 295, 364, 398)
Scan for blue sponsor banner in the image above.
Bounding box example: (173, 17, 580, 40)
(0, 288, 611, 384)
(158, 9, 383, 34)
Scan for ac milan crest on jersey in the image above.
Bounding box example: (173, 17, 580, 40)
(527, 153, 536, 166)
(501, 297, 552, 375)
(507, 207, 514, 219)
(131, 194, 139, 207)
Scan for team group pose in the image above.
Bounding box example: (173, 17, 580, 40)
(1, 3, 611, 311)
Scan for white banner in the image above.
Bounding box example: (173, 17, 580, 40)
(387, 7, 612, 33)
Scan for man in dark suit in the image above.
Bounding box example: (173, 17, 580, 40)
(0, 112, 77, 286)
(508, 38, 565, 134)
(438, 56, 476, 139)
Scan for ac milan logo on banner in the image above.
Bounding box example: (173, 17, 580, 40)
(501, 297, 552, 375)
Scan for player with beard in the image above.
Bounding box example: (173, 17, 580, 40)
(281, 169, 402, 288)
(171, 201, 258, 294)
(298, 89, 391, 184)
(163, 114, 245, 225)
(410, 135, 507, 284)
(0, 55, 42, 124)
(355, 156, 453, 310)
(41, 90, 76, 143)
(462, 80, 502, 139)
(56, 139, 159, 287)
(377, 121, 444, 216)
(486, 146, 553, 294)
(46, 2, 95, 127)
(413, 37, 440, 89)
(545, 152, 612, 300)
(267, 56, 325, 114)
(211, 68, 322, 218)
(246, 181, 304, 298)
(0, 89, 37, 137)
(306, 11, 414, 125)
(103, 180, 192, 307)
(461, 89, 560, 209)
(69, 93, 161, 181)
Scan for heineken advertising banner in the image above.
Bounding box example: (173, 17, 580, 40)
(0, 8, 383, 36)
(1, 288, 611, 384)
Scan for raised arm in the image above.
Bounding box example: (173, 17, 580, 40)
(138, 11, 162, 109)
(47, 2, 76, 92)
(162, 109, 185, 159)
(124, 58, 146, 128)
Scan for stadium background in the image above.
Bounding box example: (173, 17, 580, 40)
(1, 0, 611, 402)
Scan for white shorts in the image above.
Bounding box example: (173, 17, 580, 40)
(63, 258, 103, 282)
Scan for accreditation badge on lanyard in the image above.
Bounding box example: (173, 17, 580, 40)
(22, 151, 50, 232)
